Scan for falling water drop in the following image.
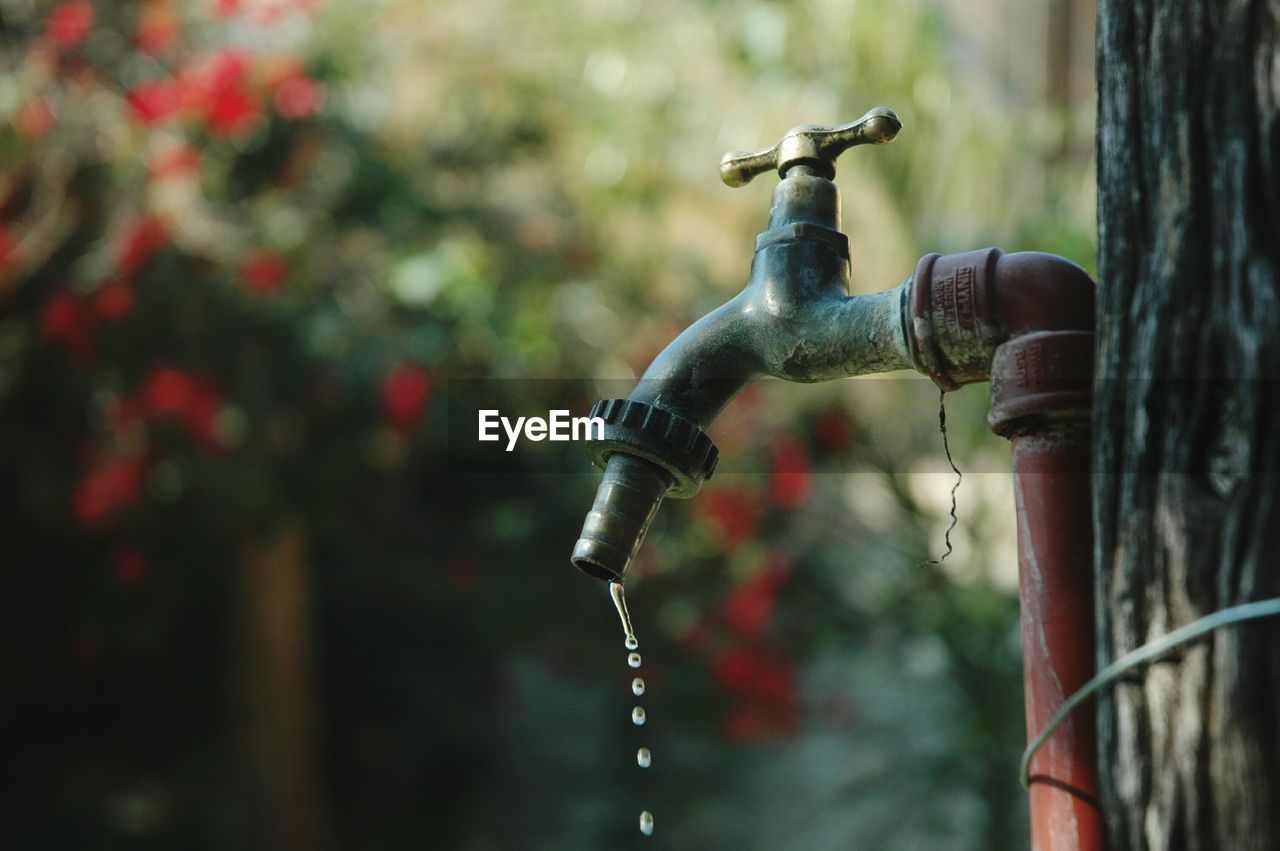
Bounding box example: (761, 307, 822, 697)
(607, 580, 653, 835)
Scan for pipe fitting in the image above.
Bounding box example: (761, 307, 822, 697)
(988, 330, 1093, 436)
(906, 248, 1096, 433)
(571, 453, 671, 582)
(583, 398, 719, 498)
(908, 247, 1004, 389)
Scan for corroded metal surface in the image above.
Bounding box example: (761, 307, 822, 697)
(989, 331, 1094, 435)
(628, 173, 913, 431)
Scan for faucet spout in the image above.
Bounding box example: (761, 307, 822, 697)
(571, 173, 915, 581)
(572, 453, 671, 582)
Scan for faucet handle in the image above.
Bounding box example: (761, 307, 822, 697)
(719, 106, 902, 187)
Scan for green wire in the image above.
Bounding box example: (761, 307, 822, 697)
(1021, 596, 1280, 789)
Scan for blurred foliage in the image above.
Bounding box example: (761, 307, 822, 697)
(0, 0, 1094, 848)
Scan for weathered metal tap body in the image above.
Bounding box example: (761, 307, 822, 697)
(571, 109, 1103, 851)
(572, 109, 911, 582)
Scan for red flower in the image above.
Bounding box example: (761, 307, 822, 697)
(142, 367, 198, 417)
(202, 49, 249, 92)
(45, 1, 94, 49)
(113, 546, 147, 584)
(93, 279, 135, 323)
(126, 80, 180, 125)
(41, 291, 95, 360)
(180, 50, 258, 136)
(210, 0, 240, 16)
(115, 215, 169, 275)
(141, 367, 226, 451)
(74, 455, 144, 527)
(382, 365, 433, 433)
(240, 251, 288, 294)
(206, 84, 260, 135)
(724, 554, 791, 639)
(714, 647, 799, 741)
(15, 97, 56, 139)
(183, 383, 224, 451)
(695, 487, 760, 548)
(273, 73, 323, 119)
(769, 437, 812, 507)
(713, 647, 797, 703)
(42, 292, 82, 339)
(713, 646, 759, 692)
(163, 50, 257, 133)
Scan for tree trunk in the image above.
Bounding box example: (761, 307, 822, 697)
(1095, 1, 1280, 849)
(235, 526, 332, 851)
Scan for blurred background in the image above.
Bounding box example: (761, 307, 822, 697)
(0, 0, 1096, 848)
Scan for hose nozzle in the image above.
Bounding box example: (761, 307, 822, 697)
(571, 453, 671, 582)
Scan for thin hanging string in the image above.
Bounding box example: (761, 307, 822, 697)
(1021, 596, 1280, 789)
(922, 389, 962, 566)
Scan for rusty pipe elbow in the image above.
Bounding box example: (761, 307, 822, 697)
(992, 251, 1094, 337)
(906, 248, 1096, 434)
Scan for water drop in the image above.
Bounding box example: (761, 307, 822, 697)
(639, 810, 654, 836)
(632, 706, 646, 725)
(637, 747, 651, 768)
(632, 677, 645, 696)
(628, 652, 641, 668)
(609, 581, 637, 648)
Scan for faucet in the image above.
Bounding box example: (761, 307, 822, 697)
(569, 108, 1104, 850)
(570, 107, 1092, 582)
(571, 108, 912, 580)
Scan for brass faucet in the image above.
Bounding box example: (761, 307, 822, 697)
(572, 108, 912, 580)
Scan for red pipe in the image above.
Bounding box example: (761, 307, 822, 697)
(910, 249, 1103, 851)
(1007, 422, 1102, 851)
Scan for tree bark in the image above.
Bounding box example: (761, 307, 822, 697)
(1095, 1, 1280, 849)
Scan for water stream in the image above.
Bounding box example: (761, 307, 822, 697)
(609, 580, 653, 837)
(610, 580, 635, 645)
